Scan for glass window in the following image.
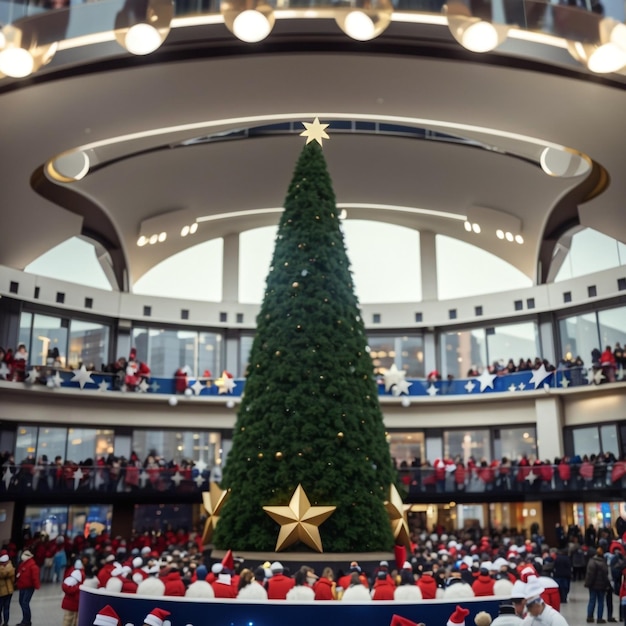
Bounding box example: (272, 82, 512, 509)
(441, 329, 486, 379)
(134, 238, 223, 301)
(444, 429, 490, 463)
(572, 426, 601, 458)
(32, 314, 68, 367)
(486, 322, 539, 369)
(600, 424, 619, 457)
(238, 335, 254, 378)
(554, 228, 626, 282)
(131, 430, 220, 465)
(368, 335, 424, 378)
(132, 328, 223, 378)
(18, 312, 32, 355)
(68, 320, 110, 370)
(559, 313, 599, 365)
(66, 428, 112, 463)
(388, 432, 425, 468)
(495, 427, 537, 462)
(24, 237, 113, 291)
(436, 235, 532, 300)
(15, 425, 37, 463)
(38, 427, 67, 463)
(597, 306, 626, 355)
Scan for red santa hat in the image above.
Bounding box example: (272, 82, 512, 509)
(93, 605, 121, 626)
(221, 549, 235, 571)
(448, 605, 470, 626)
(143, 608, 171, 626)
(390, 616, 421, 626)
(129, 347, 137, 361)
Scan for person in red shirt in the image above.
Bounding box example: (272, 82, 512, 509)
(61, 569, 83, 626)
(266, 562, 295, 599)
(16, 549, 40, 626)
(336, 562, 368, 590)
(313, 567, 337, 600)
(417, 569, 438, 599)
(211, 571, 237, 598)
(162, 564, 186, 597)
(371, 571, 396, 600)
(472, 566, 495, 596)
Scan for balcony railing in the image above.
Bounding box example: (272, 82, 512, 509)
(2, 461, 625, 496)
(1, 364, 622, 398)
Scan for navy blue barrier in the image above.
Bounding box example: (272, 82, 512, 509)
(78, 586, 502, 626)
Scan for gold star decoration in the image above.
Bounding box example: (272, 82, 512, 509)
(385, 484, 412, 549)
(263, 484, 336, 552)
(300, 117, 330, 146)
(201, 481, 231, 545)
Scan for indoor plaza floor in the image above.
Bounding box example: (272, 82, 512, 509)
(11, 578, 606, 626)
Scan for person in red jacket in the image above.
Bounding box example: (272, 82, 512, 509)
(61, 569, 82, 626)
(416, 569, 438, 599)
(16, 549, 40, 626)
(371, 571, 396, 600)
(211, 571, 237, 598)
(313, 567, 337, 600)
(162, 565, 186, 597)
(472, 566, 496, 596)
(266, 562, 295, 599)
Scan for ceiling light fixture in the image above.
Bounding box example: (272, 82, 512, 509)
(0, 24, 57, 78)
(335, 0, 393, 41)
(221, 0, 275, 43)
(114, 0, 174, 55)
(444, 2, 508, 53)
(568, 18, 626, 73)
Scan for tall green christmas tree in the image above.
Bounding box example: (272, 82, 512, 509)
(214, 125, 396, 553)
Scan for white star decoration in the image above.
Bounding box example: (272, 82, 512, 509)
(195, 474, 205, 488)
(593, 369, 605, 384)
(300, 117, 330, 146)
(475, 369, 497, 392)
(138, 379, 150, 393)
(529, 364, 552, 389)
(617, 366, 625, 381)
(216, 373, 236, 395)
(392, 378, 412, 396)
(508, 384, 517, 392)
(139, 471, 149, 489)
(0, 362, 10, 379)
(71, 365, 95, 389)
(518, 382, 526, 391)
(384, 364, 407, 393)
(150, 381, 161, 393)
(52, 371, 63, 388)
(171, 471, 183, 487)
(191, 379, 205, 396)
(195, 459, 208, 474)
(3, 469, 12, 489)
(73, 467, 84, 490)
(464, 380, 476, 393)
(560, 376, 570, 388)
(25, 369, 39, 384)
(525, 470, 538, 484)
(426, 384, 439, 397)
(98, 380, 109, 392)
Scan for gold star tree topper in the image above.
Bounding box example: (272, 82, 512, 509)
(300, 117, 330, 146)
(385, 484, 412, 549)
(263, 484, 336, 552)
(201, 481, 231, 544)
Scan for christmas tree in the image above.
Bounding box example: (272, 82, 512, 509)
(213, 128, 396, 553)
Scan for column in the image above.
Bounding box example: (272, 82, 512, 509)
(419, 230, 438, 302)
(221, 233, 240, 303)
(534, 396, 564, 461)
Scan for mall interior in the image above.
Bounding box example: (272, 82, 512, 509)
(0, 0, 625, 550)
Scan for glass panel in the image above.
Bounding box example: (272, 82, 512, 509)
(133, 504, 193, 534)
(485, 321, 539, 369)
(23, 505, 68, 541)
(131, 430, 220, 466)
(600, 424, 618, 456)
(436, 235, 532, 300)
(32, 314, 68, 367)
(66, 427, 99, 463)
(37, 427, 67, 464)
(239, 335, 254, 377)
(134, 238, 223, 301)
(444, 429, 490, 463)
(572, 426, 600, 458)
(69, 504, 112, 538)
(198, 332, 222, 377)
(132, 328, 222, 378)
(68, 319, 110, 370)
(388, 432, 425, 468)
(16, 425, 37, 463)
(597, 306, 626, 357)
(24, 237, 113, 290)
(559, 312, 599, 366)
(495, 427, 537, 462)
(18, 312, 32, 355)
(554, 228, 624, 282)
(368, 335, 424, 378)
(441, 329, 486, 379)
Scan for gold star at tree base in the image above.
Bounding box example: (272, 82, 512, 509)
(385, 484, 412, 549)
(201, 481, 230, 545)
(263, 484, 336, 552)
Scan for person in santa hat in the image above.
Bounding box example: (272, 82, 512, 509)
(390, 616, 425, 626)
(61, 569, 83, 626)
(448, 605, 471, 626)
(93, 605, 121, 626)
(142, 608, 170, 626)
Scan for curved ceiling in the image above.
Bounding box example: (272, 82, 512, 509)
(1, 10, 625, 292)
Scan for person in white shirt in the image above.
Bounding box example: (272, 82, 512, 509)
(521, 595, 569, 626)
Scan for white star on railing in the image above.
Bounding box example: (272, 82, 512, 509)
(71, 365, 95, 389)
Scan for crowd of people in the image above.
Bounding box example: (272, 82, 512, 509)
(0, 520, 625, 626)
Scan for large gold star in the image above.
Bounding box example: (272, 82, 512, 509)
(263, 484, 336, 552)
(300, 117, 330, 146)
(385, 484, 412, 549)
(201, 481, 230, 544)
